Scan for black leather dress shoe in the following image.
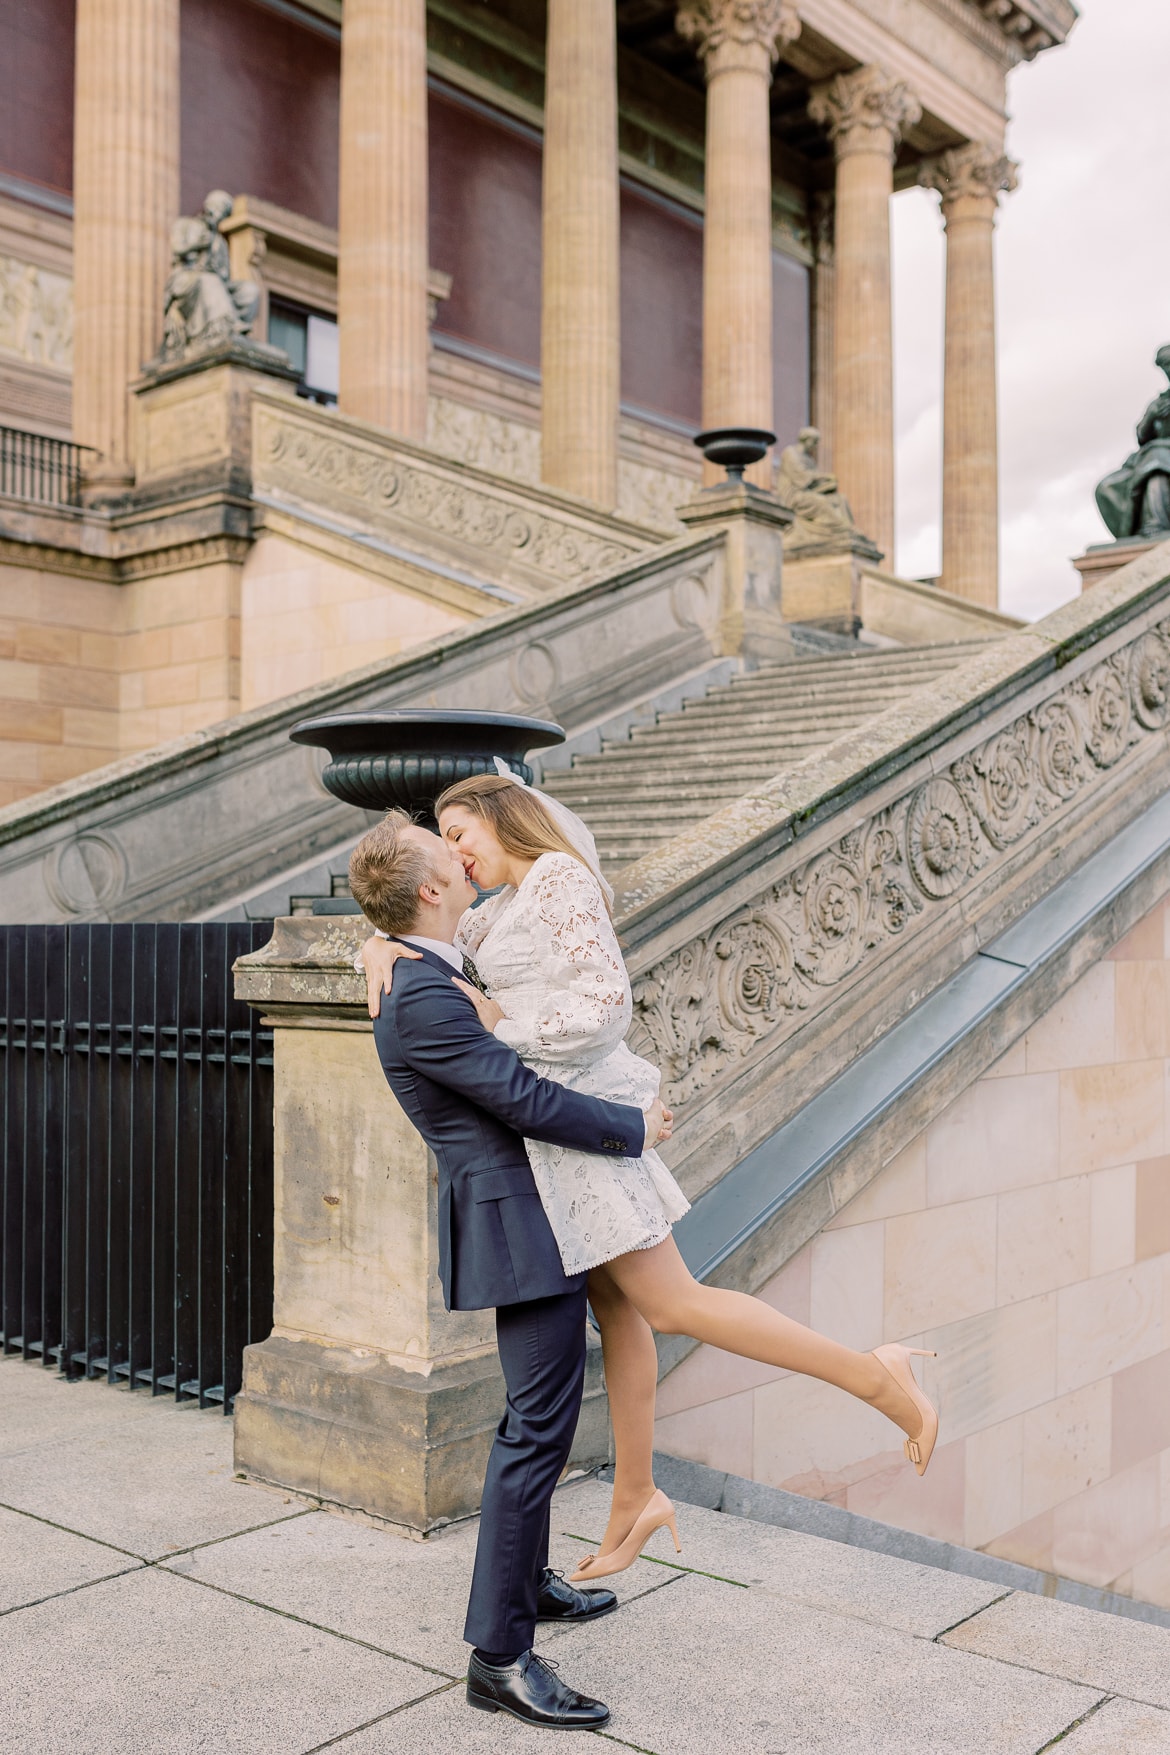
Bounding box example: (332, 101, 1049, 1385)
(536, 1566, 618, 1624)
(467, 1649, 610, 1729)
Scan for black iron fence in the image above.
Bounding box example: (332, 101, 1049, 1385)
(0, 425, 94, 507)
(0, 923, 274, 1411)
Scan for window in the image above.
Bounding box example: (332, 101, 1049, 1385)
(268, 296, 339, 405)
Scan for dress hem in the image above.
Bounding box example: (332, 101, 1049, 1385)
(562, 1221, 677, 1278)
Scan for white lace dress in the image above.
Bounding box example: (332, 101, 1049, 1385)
(455, 851, 690, 1275)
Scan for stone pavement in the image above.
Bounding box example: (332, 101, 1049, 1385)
(3, 1357, 1170, 1755)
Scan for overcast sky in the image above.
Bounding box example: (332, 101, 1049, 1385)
(891, 0, 1170, 621)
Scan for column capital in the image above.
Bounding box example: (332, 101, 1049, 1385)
(921, 143, 1020, 216)
(677, 0, 800, 78)
(808, 65, 922, 162)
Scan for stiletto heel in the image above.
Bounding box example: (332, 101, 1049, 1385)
(568, 1489, 681, 1583)
(871, 1344, 939, 1477)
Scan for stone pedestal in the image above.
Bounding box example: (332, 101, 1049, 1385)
(923, 146, 1018, 609)
(72, 0, 180, 479)
(678, 481, 795, 661)
(679, 2, 801, 489)
(781, 533, 882, 636)
(1073, 538, 1163, 594)
(133, 342, 298, 492)
(232, 916, 608, 1533)
(809, 67, 921, 566)
(540, 0, 621, 507)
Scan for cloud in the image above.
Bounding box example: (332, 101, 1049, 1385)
(893, 0, 1170, 621)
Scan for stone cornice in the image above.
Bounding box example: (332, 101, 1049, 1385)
(921, 142, 1020, 210)
(964, 0, 1077, 59)
(676, 1, 801, 75)
(808, 65, 923, 159)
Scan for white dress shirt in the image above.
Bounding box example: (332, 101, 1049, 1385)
(355, 927, 462, 974)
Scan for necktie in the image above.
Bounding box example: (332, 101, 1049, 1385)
(461, 953, 488, 994)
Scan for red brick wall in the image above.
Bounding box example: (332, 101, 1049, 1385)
(0, 0, 75, 196)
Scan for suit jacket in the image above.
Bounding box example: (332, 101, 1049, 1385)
(372, 944, 644, 1310)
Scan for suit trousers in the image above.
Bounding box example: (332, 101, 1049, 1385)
(463, 1285, 588, 1655)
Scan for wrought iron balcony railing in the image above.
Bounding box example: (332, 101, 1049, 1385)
(0, 424, 95, 508)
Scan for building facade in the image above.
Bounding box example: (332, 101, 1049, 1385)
(0, 0, 1073, 807)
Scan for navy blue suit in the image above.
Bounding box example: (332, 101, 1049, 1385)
(372, 944, 644, 1654)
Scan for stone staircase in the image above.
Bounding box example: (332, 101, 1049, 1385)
(542, 639, 990, 875)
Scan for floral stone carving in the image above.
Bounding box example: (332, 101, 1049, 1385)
(630, 619, 1170, 1102)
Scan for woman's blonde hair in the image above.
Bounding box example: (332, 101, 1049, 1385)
(435, 772, 611, 913)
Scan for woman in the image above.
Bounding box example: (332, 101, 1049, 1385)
(360, 770, 937, 1582)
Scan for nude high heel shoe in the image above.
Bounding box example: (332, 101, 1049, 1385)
(567, 1488, 682, 1583)
(872, 1344, 939, 1476)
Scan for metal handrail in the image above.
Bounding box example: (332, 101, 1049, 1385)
(0, 424, 95, 507)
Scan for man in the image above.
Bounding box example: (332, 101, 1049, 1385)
(348, 811, 671, 1731)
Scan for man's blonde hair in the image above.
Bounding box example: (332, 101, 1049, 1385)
(348, 810, 444, 935)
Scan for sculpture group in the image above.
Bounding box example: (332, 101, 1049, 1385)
(156, 191, 260, 361)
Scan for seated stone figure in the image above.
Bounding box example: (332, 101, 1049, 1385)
(157, 191, 260, 361)
(776, 427, 858, 544)
(1096, 346, 1170, 541)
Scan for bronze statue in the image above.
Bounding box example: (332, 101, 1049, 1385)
(776, 427, 857, 543)
(156, 191, 260, 361)
(1096, 346, 1170, 541)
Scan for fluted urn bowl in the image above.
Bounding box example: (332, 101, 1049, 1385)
(289, 709, 565, 828)
(694, 426, 777, 479)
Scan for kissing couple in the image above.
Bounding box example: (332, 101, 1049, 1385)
(348, 764, 938, 1731)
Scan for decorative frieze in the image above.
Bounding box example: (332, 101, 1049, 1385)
(255, 403, 641, 586)
(427, 393, 688, 534)
(629, 618, 1170, 1102)
(0, 255, 73, 369)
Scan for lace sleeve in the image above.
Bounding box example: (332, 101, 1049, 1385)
(493, 854, 632, 1064)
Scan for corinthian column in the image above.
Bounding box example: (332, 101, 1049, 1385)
(678, 0, 801, 487)
(922, 144, 1019, 607)
(808, 67, 921, 561)
(337, 0, 429, 438)
(540, 0, 620, 507)
(72, 0, 180, 480)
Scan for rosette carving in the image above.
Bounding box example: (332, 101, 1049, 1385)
(906, 778, 972, 899)
(1083, 657, 1132, 767)
(1130, 629, 1170, 729)
(953, 723, 1036, 849)
(714, 913, 800, 1035)
(1034, 699, 1082, 799)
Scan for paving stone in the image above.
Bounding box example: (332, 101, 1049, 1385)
(0, 1503, 142, 1613)
(326, 1677, 604, 1753)
(0, 1388, 298, 1559)
(1054, 1697, 1170, 1752)
(172, 1476, 674, 1678)
(623, 1495, 1006, 1639)
(544, 1573, 1099, 1755)
(0, 1565, 440, 1755)
(0, 1358, 155, 1457)
(943, 1589, 1170, 1709)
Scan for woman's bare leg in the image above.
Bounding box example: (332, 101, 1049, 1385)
(587, 1264, 660, 1555)
(602, 1236, 923, 1439)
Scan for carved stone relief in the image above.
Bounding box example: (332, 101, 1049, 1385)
(44, 832, 127, 916)
(426, 393, 689, 535)
(629, 621, 1170, 1102)
(0, 254, 73, 369)
(257, 407, 639, 585)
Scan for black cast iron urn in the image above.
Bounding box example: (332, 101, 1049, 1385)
(289, 709, 566, 830)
